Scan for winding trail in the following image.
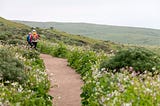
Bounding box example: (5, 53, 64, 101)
(40, 54, 83, 106)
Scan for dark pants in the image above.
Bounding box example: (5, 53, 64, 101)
(32, 42, 37, 49)
(27, 41, 33, 47)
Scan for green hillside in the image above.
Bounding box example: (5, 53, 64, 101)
(0, 17, 29, 29)
(0, 17, 121, 52)
(1, 18, 160, 106)
(0, 17, 30, 44)
(14, 20, 160, 46)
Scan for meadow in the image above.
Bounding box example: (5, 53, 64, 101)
(38, 40, 160, 106)
(1, 17, 160, 105)
(15, 20, 160, 46)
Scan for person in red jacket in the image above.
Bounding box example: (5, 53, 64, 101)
(27, 32, 33, 48)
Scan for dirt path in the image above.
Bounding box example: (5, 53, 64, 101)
(40, 54, 83, 106)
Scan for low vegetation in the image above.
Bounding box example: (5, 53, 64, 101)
(15, 20, 160, 46)
(0, 48, 26, 83)
(1, 17, 160, 106)
(37, 40, 160, 106)
(0, 45, 52, 106)
(101, 48, 160, 73)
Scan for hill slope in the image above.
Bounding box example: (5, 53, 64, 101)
(0, 17, 29, 29)
(0, 17, 30, 44)
(14, 20, 160, 46)
(0, 17, 121, 52)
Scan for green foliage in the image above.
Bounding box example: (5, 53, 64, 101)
(8, 39, 24, 45)
(68, 49, 97, 76)
(33, 40, 160, 106)
(0, 17, 29, 29)
(0, 45, 52, 106)
(0, 33, 8, 40)
(51, 42, 68, 58)
(16, 20, 160, 46)
(22, 49, 40, 59)
(38, 41, 68, 58)
(2, 16, 160, 105)
(0, 48, 26, 83)
(81, 69, 160, 106)
(101, 48, 160, 73)
(38, 41, 54, 54)
(0, 31, 12, 41)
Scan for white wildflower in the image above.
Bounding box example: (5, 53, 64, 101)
(18, 86, 23, 92)
(5, 81, 10, 83)
(101, 68, 106, 71)
(122, 102, 132, 106)
(152, 67, 156, 71)
(11, 82, 18, 87)
(146, 88, 152, 93)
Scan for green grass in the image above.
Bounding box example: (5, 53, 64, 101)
(0, 45, 52, 106)
(1, 17, 160, 106)
(0, 17, 29, 29)
(37, 40, 160, 106)
(14, 20, 160, 45)
(0, 17, 121, 53)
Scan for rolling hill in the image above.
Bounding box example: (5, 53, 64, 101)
(0, 17, 122, 52)
(0, 17, 30, 44)
(0, 17, 29, 29)
(14, 20, 160, 46)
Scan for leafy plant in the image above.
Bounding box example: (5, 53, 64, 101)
(0, 48, 26, 83)
(0, 45, 52, 105)
(22, 49, 39, 59)
(8, 39, 24, 45)
(51, 42, 68, 58)
(68, 49, 97, 76)
(101, 48, 160, 73)
(0, 33, 8, 40)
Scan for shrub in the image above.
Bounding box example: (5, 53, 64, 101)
(68, 49, 97, 76)
(8, 39, 24, 45)
(0, 48, 27, 83)
(37, 41, 54, 54)
(22, 50, 40, 59)
(101, 48, 160, 73)
(51, 42, 68, 58)
(0, 33, 8, 40)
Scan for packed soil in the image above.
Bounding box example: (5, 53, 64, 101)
(40, 54, 83, 106)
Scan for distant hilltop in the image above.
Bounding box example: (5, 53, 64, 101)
(14, 20, 160, 46)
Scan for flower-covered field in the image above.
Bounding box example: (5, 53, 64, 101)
(0, 45, 52, 106)
(1, 40, 160, 106)
(38, 40, 160, 106)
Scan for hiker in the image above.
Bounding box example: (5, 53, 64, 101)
(31, 30, 40, 49)
(27, 32, 33, 48)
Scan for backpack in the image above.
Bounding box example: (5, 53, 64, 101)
(32, 34, 38, 40)
(27, 34, 32, 42)
(27, 34, 30, 42)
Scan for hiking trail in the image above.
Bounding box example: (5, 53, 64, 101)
(40, 54, 83, 106)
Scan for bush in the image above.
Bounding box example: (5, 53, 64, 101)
(0, 48, 27, 83)
(37, 41, 54, 54)
(101, 48, 160, 73)
(38, 41, 68, 58)
(68, 49, 97, 76)
(8, 39, 24, 45)
(0, 45, 52, 105)
(22, 50, 40, 59)
(51, 42, 68, 58)
(0, 33, 8, 40)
